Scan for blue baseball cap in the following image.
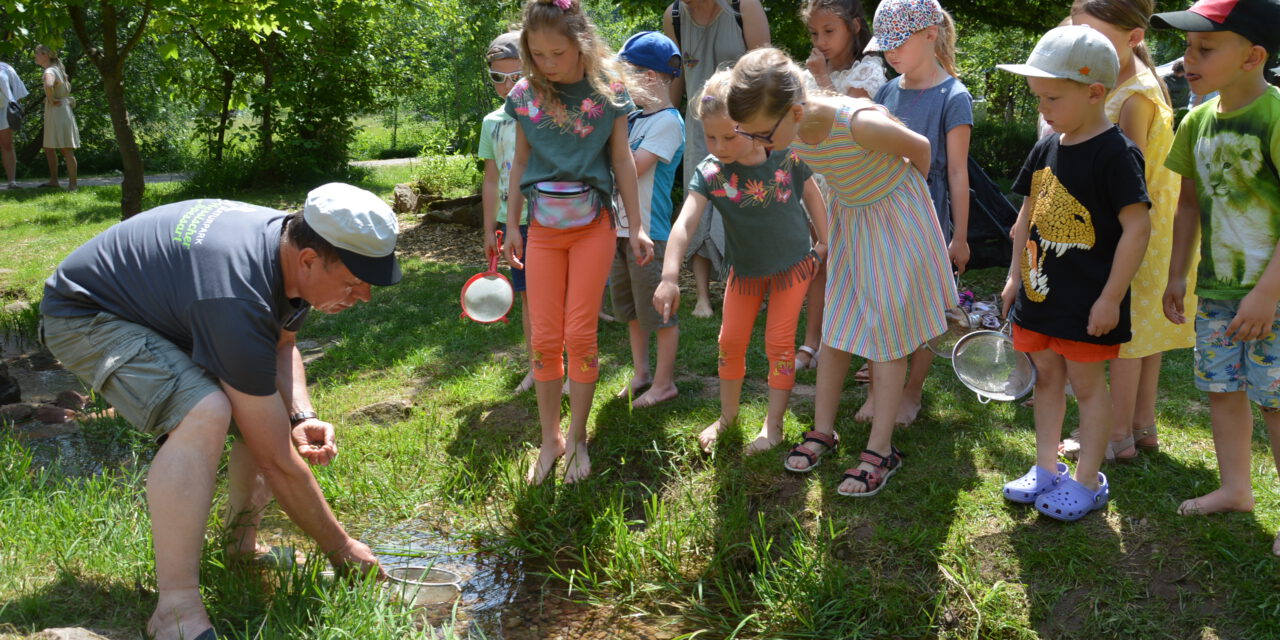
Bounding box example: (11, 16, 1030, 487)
(620, 31, 682, 78)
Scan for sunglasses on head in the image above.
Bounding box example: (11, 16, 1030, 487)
(733, 103, 802, 146)
(488, 70, 523, 84)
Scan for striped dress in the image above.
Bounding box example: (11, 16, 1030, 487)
(792, 101, 955, 361)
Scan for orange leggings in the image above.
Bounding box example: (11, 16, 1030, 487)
(526, 213, 616, 383)
(718, 268, 814, 390)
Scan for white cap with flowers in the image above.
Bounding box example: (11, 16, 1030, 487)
(865, 0, 945, 52)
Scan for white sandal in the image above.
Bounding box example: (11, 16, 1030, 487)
(796, 345, 819, 370)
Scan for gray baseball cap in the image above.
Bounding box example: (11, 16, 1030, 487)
(486, 31, 522, 64)
(997, 25, 1120, 89)
(303, 183, 401, 286)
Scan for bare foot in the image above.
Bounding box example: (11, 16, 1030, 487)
(562, 378, 570, 396)
(853, 362, 871, 383)
(526, 439, 566, 485)
(698, 416, 732, 454)
(148, 591, 212, 640)
(854, 396, 874, 423)
(896, 391, 922, 427)
(746, 421, 783, 454)
(692, 299, 714, 319)
(563, 439, 591, 484)
(632, 383, 678, 409)
(514, 371, 535, 394)
(616, 375, 652, 400)
(1178, 488, 1255, 516)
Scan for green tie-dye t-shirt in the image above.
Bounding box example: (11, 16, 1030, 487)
(1166, 86, 1280, 299)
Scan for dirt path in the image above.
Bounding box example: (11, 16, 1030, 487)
(6, 157, 418, 190)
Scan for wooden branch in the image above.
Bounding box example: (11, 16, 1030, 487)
(67, 5, 103, 67)
(119, 0, 155, 61)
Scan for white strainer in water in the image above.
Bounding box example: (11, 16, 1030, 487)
(950, 324, 1036, 403)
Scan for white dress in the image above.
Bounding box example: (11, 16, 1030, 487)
(42, 67, 78, 148)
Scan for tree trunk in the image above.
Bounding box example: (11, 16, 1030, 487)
(68, 1, 152, 219)
(216, 68, 233, 162)
(99, 69, 144, 217)
(255, 33, 279, 179)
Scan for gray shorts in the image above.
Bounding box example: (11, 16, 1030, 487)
(41, 313, 223, 438)
(611, 238, 676, 332)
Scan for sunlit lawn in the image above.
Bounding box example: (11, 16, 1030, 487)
(2, 173, 1280, 639)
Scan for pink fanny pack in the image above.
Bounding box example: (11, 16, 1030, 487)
(530, 181, 600, 229)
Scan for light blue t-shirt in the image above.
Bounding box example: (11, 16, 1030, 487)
(875, 75, 973, 240)
(621, 107, 684, 241)
(477, 107, 521, 224)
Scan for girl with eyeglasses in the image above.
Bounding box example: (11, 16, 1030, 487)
(726, 48, 954, 496)
(653, 69, 828, 455)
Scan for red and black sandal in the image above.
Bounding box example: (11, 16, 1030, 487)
(837, 446, 905, 498)
(784, 430, 839, 473)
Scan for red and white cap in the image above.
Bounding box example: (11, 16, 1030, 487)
(1152, 0, 1280, 55)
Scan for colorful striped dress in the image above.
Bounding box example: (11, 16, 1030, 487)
(791, 100, 955, 361)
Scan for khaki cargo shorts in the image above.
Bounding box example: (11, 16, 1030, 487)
(41, 313, 223, 438)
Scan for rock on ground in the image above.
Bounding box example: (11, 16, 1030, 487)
(28, 629, 111, 640)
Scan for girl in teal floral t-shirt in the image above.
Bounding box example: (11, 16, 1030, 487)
(502, 0, 654, 486)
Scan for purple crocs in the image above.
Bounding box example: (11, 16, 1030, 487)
(1003, 462, 1068, 504)
(1036, 472, 1109, 521)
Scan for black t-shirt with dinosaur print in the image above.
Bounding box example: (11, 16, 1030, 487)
(1010, 126, 1149, 345)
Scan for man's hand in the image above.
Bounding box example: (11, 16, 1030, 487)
(292, 418, 337, 466)
(329, 537, 384, 579)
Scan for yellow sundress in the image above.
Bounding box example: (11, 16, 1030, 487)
(1106, 67, 1197, 358)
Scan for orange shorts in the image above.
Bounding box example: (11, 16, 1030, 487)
(1012, 324, 1119, 363)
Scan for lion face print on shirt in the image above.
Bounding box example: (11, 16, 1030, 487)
(1020, 167, 1096, 303)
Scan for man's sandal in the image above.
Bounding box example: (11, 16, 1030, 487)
(1134, 423, 1159, 452)
(784, 430, 838, 473)
(1035, 472, 1109, 521)
(837, 446, 904, 498)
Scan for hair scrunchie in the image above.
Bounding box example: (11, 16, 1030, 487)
(552, 0, 573, 9)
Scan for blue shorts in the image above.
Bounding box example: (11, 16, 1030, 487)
(1194, 298, 1280, 409)
(508, 224, 529, 293)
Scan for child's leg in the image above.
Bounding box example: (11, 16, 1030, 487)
(1064, 359, 1111, 490)
(897, 346, 933, 426)
(524, 226, 569, 484)
(516, 291, 534, 393)
(839, 356, 907, 495)
(797, 266, 826, 368)
(609, 241, 649, 397)
(692, 254, 715, 318)
(561, 218, 617, 483)
(1133, 353, 1163, 447)
(1028, 349, 1068, 474)
(1107, 356, 1143, 459)
(1180, 391, 1256, 514)
(748, 274, 812, 453)
(620, 320, 651, 395)
(699, 278, 762, 453)
(811, 343, 854, 440)
(634, 325, 679, 408)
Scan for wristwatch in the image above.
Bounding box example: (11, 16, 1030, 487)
(290, 410, 318, 426)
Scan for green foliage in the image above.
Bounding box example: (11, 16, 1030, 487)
(970, 110, 1039, 182)
(413, 154, 482, 200)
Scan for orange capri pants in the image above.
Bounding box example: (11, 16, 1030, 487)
(718, 266, 815, 390)
(526, 213, 616, 383)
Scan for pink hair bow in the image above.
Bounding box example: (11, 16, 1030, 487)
(553, 0, 572, 9)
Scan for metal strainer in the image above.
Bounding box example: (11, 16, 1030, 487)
(950, 322, 1036, 403)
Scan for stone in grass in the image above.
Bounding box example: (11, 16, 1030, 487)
(30, 629, 111, 640)
(346, 399, 412, 426)
(2, 299, 31, 314)
(55, 390, 90, 411)
(0, 360, 20, 405)
(0, 403, 76, 424)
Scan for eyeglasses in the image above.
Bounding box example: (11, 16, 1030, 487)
(734, 105, 799, 146)
(488, 70, 523, 84)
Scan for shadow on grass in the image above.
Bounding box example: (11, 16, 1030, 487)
(0, 570, 148, 635)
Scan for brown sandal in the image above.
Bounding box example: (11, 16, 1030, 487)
(1133, 424, 1158, 452)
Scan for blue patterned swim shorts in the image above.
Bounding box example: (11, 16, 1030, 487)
(1194, 298, 1280, 409)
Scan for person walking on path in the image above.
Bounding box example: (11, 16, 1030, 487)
(0, 60, 28, 189)
(40, 183, 394, 640)
(663, 0, 770, 318)
(35, 45, 78, 191)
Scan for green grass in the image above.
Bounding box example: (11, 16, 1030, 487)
(3, 176, 1280, 638)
